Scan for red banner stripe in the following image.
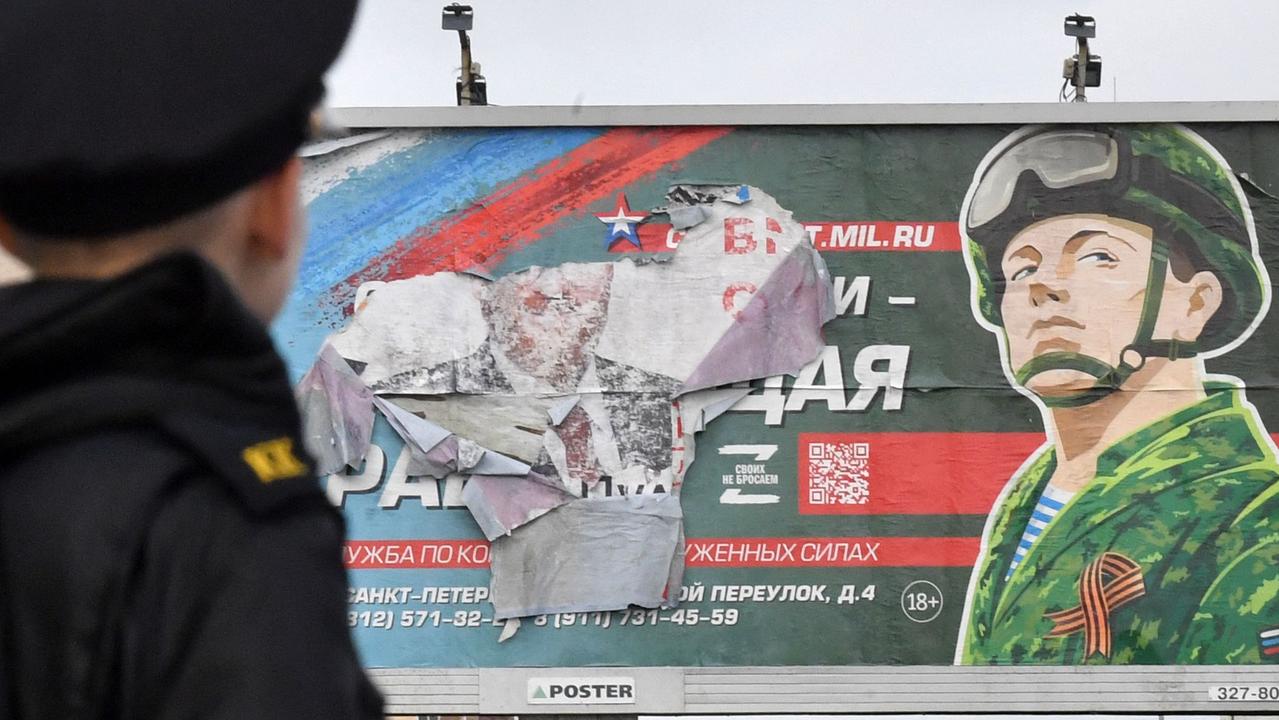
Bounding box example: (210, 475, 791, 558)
(344, 540, 491, 569)
(683, 537, 979, 568)
(798, 432, 1046, 516)
(343, 537, 979, 569)
(611, 221, 964, 254)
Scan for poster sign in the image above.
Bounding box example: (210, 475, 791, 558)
(526, 677, 637, 705)
(279, 121, 1279, 669)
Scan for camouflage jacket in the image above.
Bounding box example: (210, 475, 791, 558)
(960, 385, 1279, 664)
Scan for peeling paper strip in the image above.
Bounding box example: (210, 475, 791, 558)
(667, 204, 710, 230)
(488, 494, 684, 619)
(678, 386, 753, 434)
(392, 394, 549, 462)
(468, 449, 533, 477)
(376, 398, 532, 478)
(296, 344, 374, 475)
(462, 470, 576, 541)
(374, 397, 453, 453)
(373, 397, 457, 477)
(664, 523, 687, 609)
(547, 395, 580, 426)
(298, 130, 394, 158)
(497, 618, 520, 643)
(458, 437, 532, 476)
(657, 184, 751, 210)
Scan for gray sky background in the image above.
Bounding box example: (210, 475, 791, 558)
(326, 0, 1279, 107)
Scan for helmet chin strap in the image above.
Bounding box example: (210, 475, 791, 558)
(1011, 238, 1199, 408)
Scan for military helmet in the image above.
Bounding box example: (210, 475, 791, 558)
(962, 124, 1268, 357)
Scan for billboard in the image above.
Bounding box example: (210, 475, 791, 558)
(280, 120, 1279, 680)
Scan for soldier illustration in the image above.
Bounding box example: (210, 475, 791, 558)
(956, 124, 1279, 664)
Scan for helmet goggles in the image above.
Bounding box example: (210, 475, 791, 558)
(967, 128, 1247, 248)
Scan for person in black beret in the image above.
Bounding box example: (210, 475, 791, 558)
(0, 2, 384, 718)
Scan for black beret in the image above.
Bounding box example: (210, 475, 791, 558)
(0, 0, 359, 237)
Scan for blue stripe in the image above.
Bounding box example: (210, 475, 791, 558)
(1031, 510, 1055, 523)
(1262, 636, 1279, 647)
(1024, 525, 1043, 537)
(1018, 539, 1034, 550)
(298, 127, 600, 303)
(1038, 495, 1066, 511)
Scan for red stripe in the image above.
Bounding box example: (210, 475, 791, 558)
(613, 221, 964, 254)
(1263, 646, 1279, 656)
(344, 540, 490, 569)
(1107, 578, 1142, 601)
(341, 127, 731, 295)
(1083, 559, 1105, 656)
(1107, 585, 1143, 608)
(1101, 557, 1127, 574)
(684, 536, 979, 568)
(342, 536, 979, 569)
(1047, 618, 1085, 635)
(799, 432, 1045, 516)
(809, 222, 962, 252)
(1045, 607, 1079, 622)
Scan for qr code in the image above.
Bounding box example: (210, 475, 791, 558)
(807, 442, 870, 505)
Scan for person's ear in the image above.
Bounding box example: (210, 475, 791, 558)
(244, 157, 303, 260)
(1174, 270, 1223, 341)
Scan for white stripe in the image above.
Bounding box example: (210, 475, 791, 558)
(1261, 628, 1279, 639)
(301, 130, 430, 203)
(1028, 517, 1049, 530)
(1041, 483, 1076, 503)
(887, 296, 916, 306)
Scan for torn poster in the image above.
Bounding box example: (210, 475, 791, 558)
(462, 470, 577, 542)
(317, 185, 833, 619)
(328, 185, 832, 489)
(296, 344, 374, 474)
(488, 494, 684, 619)
(379, 400, 523, 475)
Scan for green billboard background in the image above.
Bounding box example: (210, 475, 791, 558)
(280, 122, 1279, 667)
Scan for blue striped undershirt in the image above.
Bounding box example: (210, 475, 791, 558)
(1006, 483, 1075, 579)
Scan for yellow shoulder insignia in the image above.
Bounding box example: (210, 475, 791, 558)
(241, 437, 308, 483)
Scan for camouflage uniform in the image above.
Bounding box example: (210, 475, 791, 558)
(961, 383, 1279, 664)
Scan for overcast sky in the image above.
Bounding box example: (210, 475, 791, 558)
(326, 0, 1279, 107)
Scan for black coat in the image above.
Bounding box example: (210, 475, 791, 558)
(0, 253, 382, 719)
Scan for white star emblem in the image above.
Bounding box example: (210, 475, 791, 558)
(597, 203, 645, 235)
